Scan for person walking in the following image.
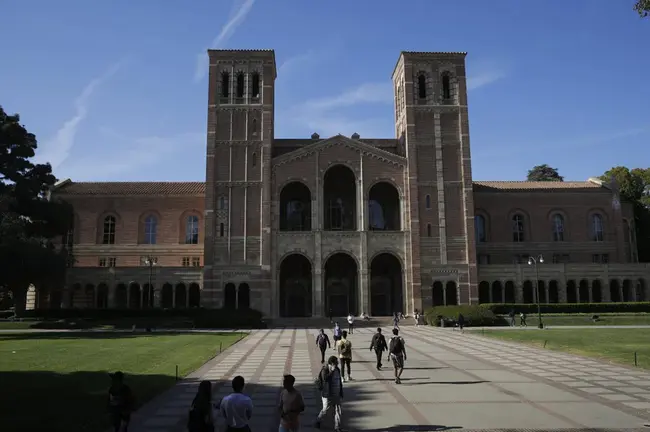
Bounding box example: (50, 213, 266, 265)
(508, 309, 516, 327)
(219, 376, 253, 432)
(332, 322, 342, 349)
(278, 374, 305, 432)
(336, 330, 353, 382)
(314, 356, 343, 432)
(520, 312, 527, 327)
(187, 380, 215, 432)
(347, 313, 354, 334)
(414, 309, 420, 327)
(369, 327, 387, 370)
(329, 307, 333, 323)
(457, 313, 465, 333)
(392, 312, 400, 330)
(108, 371, 135, 432)
(315, 329, 331, 364)
(387, 328, 407, 384)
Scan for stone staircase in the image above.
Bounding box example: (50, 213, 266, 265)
(268, 316, 416, 329)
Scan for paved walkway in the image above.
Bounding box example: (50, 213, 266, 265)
(126, 326, 650, 431)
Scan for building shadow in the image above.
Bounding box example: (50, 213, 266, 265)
(0, 330, 242, 342)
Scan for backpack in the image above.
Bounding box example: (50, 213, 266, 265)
(187, 403, 206, 432)
(314, 366, 327, 390)
(339, 340, 352, 357)
(389, 336, 404, 355)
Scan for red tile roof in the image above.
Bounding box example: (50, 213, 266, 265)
(473, 180, 606, 191)
(53, 181, 206, 196)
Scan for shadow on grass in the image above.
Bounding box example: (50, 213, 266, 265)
(0, 330, 246, 342)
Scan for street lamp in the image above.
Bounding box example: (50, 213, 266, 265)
(144, 256, 157, 308)
(527, 254, 544, 329)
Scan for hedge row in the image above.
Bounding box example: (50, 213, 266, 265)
(482, 302, 650, 314)
(3, 307, 266, 329)
(423, 305, 507, 327)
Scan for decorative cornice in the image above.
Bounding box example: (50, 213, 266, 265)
(271, 134, 406, 170)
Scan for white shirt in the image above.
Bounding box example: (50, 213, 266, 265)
(347, 315, 354, 324)
(220, 392, 253, 428)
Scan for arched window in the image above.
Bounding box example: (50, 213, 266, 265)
(221, 72, 230, 98)
(218, 196, 227, 210)
(591, 214, 604, 242)
(185, 215, 199, 244)
(425, 194, 431, 209)
(475, 215, 486, 243)
(144, 215, 157, 244)
(417, 74, 426, 99)
(102, 216, 116, 244)
(252, 152, 257, 167)
(512, 214, 525, 242)
(236, 73, 245, 98)
(251, 72, 260, 98)
(64, 219, 74, 249)
(552, 214, 565, 242)
(442, 73, 451, 100)
(219, 223, 225, 237)
(427, 223, 432, 237)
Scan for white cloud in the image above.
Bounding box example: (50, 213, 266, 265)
(37, 61, 124, 169)
(60, 129, 204, 180)
(303, 82, 393, 111)
(193, 0, 256, 82)
(466, 69, 507, 91)
(277, 50, 317, 76)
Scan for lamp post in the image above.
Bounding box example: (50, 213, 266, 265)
(527, 254, 544, 329)
(144, 256, 157, 308)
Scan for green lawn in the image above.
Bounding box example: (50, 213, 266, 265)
(496, 313, 650, 327)
(482, 328, 650, 370)
(0, 332, 242, 431)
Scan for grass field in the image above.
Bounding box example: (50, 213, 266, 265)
(494, 313, 650, 327)
(482, 328, 650, 370)
(0, 332, 242, 431)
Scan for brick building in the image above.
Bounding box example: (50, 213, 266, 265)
(46, 49, 649, 317)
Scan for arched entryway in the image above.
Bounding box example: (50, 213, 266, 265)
(279, 182, 311, 231)
(128, 283, 141, 309)
(97, 283, 109, 308)
(323, 165, 356, 231)
(161, 283, 173, 308)
(637, 279, 647, 301)
(175, 283, 187, 308)
(491, 281, 503, 303)
(279, 254, 312, 317)
(523, 280, 534, 304)
(432, 281, 444, 306)
(504, 281, 516, 303)
(537, 281, 546, 303)
(609, 279, 621, 302)
(85, 284, 95, 308)
(445, 281, 458, 305)
(567, 280, 577, 303)
(578, 280, 589, 303)
(368, 182, 400, 230)
(548, 280, 559, 303)
(115, 284, 127, 308)
(478, 281, 490, 304)
(324, 252, 358, 316)
(224, 283, 236, 309)
(623, 279, 634, 302)
(369, 253, 403, 316)
(591, 280, 602, 303)
(188, 283, 201, 307)
(238, 283, 250, 309)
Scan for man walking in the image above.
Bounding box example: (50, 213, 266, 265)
(315, 356, 343, 432)
(387, 328, 407, 384)
(278, 374, 305, 432)
(220, 376, 253, 432)
(347, 313, 354, 334)
(332, 322, 342, 349)
(336, 330, 353, 382)
(108, 371, 135, 432)
(369, 327, 387, 370)
(315, 329, 331, 364)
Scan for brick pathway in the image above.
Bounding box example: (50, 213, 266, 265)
(127, 327, 650, 431)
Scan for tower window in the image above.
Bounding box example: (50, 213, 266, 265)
(236, 73, 245, 98)
(427, 223, 432, 237)
(417, 74, 426, 99)
(221, 72, 230, 98)
(251, 72, 260, 98)
(425, 194, 431, 209)
(219, 223, 225, 237)
(442, 73, 451, 100)
(252, 152, 257, 167)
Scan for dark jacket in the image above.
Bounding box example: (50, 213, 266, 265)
(317, 366, 343, 399)
(316, 333, 331, 348)
(369, 333, 387, 352)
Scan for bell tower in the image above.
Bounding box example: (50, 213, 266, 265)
(203, 49, 276, 312)
(393, 51, 478, 309)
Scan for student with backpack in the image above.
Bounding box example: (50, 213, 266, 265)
(336, 330, 353, 382)
(278, 374, 305, 432)
(108, 371, 135, 432)
(387, 328, 407, 384)
(314, 356, 343, 432)
(369, 327, 387, 370)
(315, 329, 331, 363)
(187, 380, 215, 432)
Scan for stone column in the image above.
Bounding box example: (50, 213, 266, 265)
(172, 286, 176, 308)
(314, 233, 323, 317)
(602, 281, 612, 302)
(514, 281, 523, 303)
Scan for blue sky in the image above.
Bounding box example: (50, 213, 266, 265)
(1, 0, 648, 182)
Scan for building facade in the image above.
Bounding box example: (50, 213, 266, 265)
(46, 49, 650, 317)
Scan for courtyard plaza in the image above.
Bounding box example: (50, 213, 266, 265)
(124, 326, 650, 432)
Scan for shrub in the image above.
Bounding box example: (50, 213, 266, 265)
(482, 302, 650, 315)
(423, 305, 506, 327)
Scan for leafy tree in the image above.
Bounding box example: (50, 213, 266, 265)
(0, 106, 72, 314)
(600, 166, 650, 262)
(634, 0, 650, 17)
(526, 164, 564, 182)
